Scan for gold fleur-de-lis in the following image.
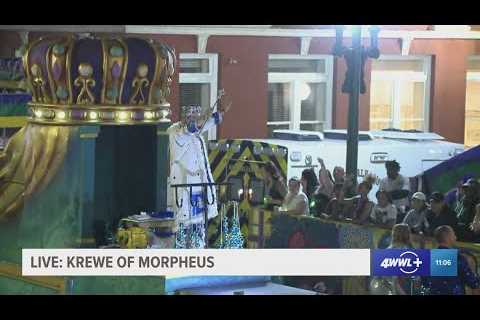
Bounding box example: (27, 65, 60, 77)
(74, 63, 96, 104)
(30, 64, 50, 103)
(129, 63, 150, 105)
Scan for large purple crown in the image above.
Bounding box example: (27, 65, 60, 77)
(23, 35, 175, 125)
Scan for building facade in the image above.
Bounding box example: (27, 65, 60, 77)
(2, 25, 480, 145)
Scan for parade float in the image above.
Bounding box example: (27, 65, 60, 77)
(0, 34, 313, 294)
(0, 35, 178, 293)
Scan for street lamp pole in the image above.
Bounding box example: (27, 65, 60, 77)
(346, 26, 362, 184)
(333, 25, 380, 185)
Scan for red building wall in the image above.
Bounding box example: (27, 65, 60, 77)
(379, 38, 480, 143)
(126, 35, 382, 138)
(412, 40, 480, 143)
(207, 36, 298, 139)
(4, 30, 480, 143)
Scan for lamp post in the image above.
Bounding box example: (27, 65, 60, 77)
(332, 25, 380, 185)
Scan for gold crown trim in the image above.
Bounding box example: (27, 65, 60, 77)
(100, 37, 129, 105)
(27, 103, 171, 125)
(23, 35, 176, 125)
(23, 36, 44, 102)
(148, 40, 161, 106)
(101, 38, 109, 104)
(28, 102, 170, 110)
(118, 38, 129, 104)
(46, 43, 56, 104)
(66, 36, 75, 104)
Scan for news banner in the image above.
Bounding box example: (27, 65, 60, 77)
(22, 249, 458, 277)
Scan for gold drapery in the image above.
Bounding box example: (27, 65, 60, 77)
(0, 124, 72, 222)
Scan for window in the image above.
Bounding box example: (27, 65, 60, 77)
(179, 53, 218, 140)
(267, 55, 333, 138)
(370, 56, 431, 131)
(465, 57, 480, 148)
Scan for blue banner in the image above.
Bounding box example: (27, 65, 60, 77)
(430, 249, 458, 276)
(372, 249, 431, 276)
(372, 249, 458, 277)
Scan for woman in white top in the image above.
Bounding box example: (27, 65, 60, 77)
(280, 177, 310, 216)
(371, 190, 398, 228)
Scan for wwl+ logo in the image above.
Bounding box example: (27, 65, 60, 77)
(372, 249, 430, 276)
(380, 251, 423, 274)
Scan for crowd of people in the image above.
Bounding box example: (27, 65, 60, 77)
(262, 159, 480, 243)
(261, 158, 480, 295)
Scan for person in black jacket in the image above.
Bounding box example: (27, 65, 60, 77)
(262, 161, 287, 211)
(301, 168, 320, 203)
(426, 192, 458, 237)
(454, 179, 480, 241)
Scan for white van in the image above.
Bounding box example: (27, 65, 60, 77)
(253, 129, 465, 198)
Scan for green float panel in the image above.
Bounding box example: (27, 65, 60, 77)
(0, 277, 58, 294)
(93, 125, 160, 244)
(68, 276, 165, 295)
(156, 123, 170, 212)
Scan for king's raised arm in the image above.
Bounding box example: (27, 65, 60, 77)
(198, 90, 232, 133)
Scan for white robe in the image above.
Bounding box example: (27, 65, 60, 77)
(167, 114, 221, 227)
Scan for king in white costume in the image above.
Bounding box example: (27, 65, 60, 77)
(167, 104, 227, 248)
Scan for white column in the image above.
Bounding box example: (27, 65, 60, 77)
(291, 80, 301, 130)
(393, 81, 402, 129)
